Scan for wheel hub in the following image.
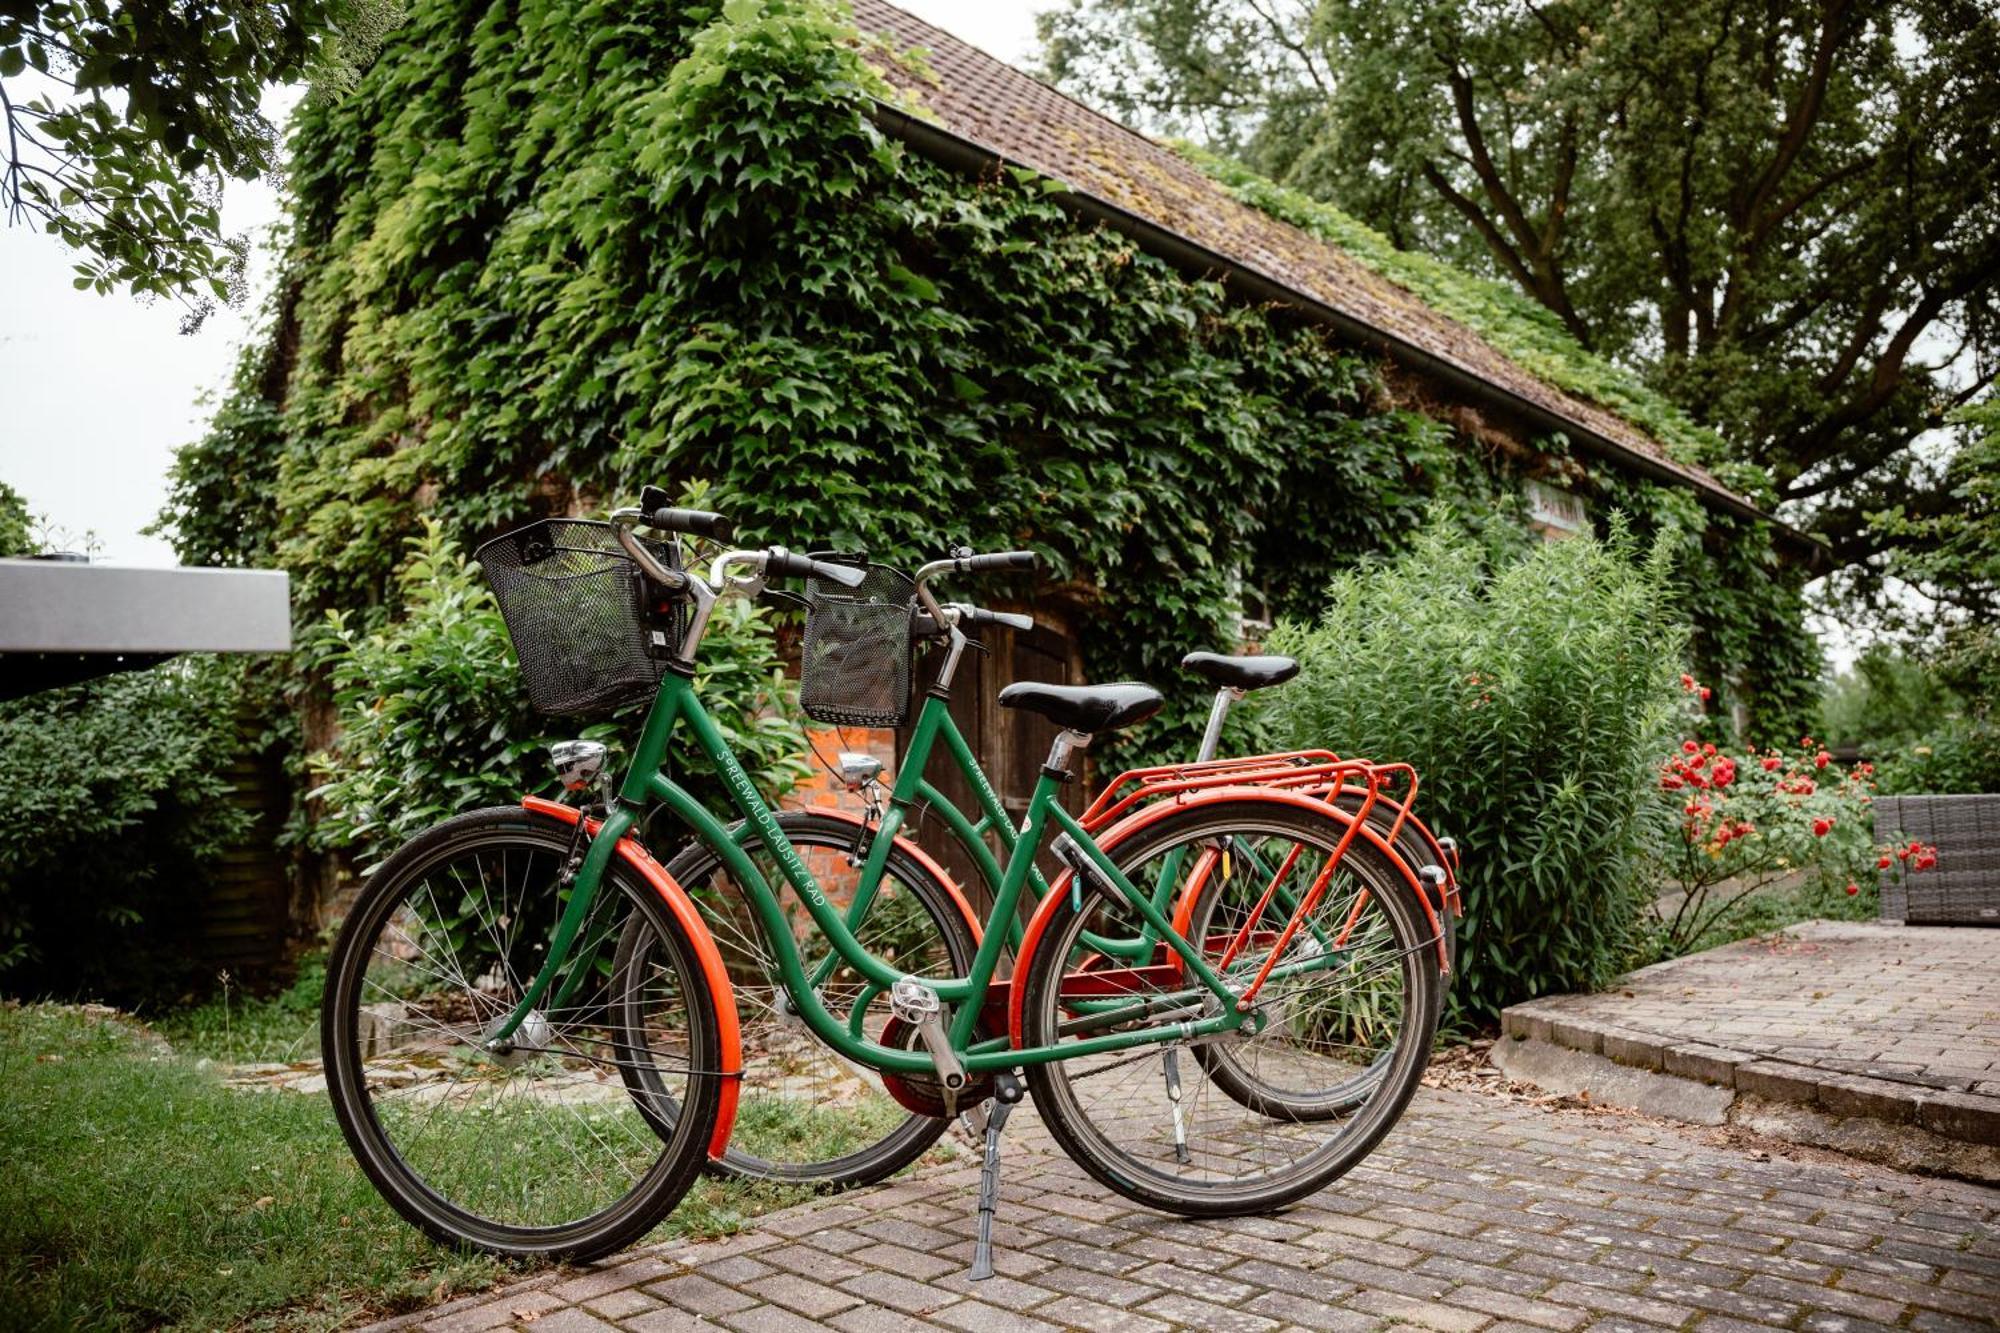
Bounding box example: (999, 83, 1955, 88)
(482, 1009, 553, 1068)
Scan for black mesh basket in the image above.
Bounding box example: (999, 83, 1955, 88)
(800, 562, 916, 728)
(475, 519, 685, 718)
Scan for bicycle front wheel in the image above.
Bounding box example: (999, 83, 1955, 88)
(321, 807, 725, 1261)
(1020, 799, 1439, 1216)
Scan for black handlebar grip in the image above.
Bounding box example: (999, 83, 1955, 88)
(645, 506, 732, 541)
(966, 606, 1036, 630)
(767, 548, 865, 588)
(956, 550, 1038, 574)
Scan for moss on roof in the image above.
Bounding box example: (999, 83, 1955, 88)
(1178, 143, 1749, 484)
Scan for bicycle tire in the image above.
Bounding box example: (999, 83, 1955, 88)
(322, 807, 724, 1261)
(1020, 799, 1438, 1217)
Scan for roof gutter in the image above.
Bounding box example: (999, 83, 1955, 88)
(872, 103, 1830, 571)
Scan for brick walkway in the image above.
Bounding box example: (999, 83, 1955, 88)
(1500, 923, 2000, 1157)
(1511, 923, 2000, 1098)
(369, 1085, 2000, 1333)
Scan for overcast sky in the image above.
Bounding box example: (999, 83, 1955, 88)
(0, 0, 1044, 568)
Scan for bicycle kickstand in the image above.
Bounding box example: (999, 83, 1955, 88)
(968, 1070, 1024, 1281)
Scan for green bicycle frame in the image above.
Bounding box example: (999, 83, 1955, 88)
(492, 671, 1271, 1076)
(884, 691, 1324, 970)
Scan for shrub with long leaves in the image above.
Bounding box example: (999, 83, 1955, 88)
(1265, 519, 1683, 1024)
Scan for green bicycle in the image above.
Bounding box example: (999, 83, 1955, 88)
(321, 497, 1442, 1265)
(612, 548, 1456, 1190)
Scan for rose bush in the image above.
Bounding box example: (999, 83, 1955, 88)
(1647, 674, 1936, 955)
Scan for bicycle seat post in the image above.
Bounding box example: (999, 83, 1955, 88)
(1195, 686, 1245, 764)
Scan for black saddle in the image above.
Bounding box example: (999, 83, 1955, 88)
(997, 681, 1164, 734)
(1181, 651, 1300, 691)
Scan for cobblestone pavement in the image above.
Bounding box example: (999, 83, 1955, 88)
(1508, 923, 2000, 1099)
(367, 1085, 2000, 1333)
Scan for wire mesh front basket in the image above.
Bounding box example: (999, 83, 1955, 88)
(475, 519, 685, 719)
(800, 562, 916, 728)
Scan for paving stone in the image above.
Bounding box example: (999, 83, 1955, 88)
(581, 1291, 660, 1321)
(1918, 1090, 2000, 1147)
(1030, 1263, 1164, 1308)
(642, 1273, 758, 1318)
(1035, 1294, 1174, 1333)
(550, 1258, 677, 1303)
(743, 1271, 861, 1319)
(516, 1312, 619, 1333)
(620, 1310, 713, 1333)
(1345, 1289, 1494, 1333)
(1134, 1290, 1286, 1332)
(1541, 1281, 1696, 1327)
(1663, 1044, 1749, 1087)
(930, 1299, 1064, 1333)
(1444, 1285, 1590, 1331)
(1599, 1030, 1666, 1072)
(836, 1269, 963, 1316)
(1245, 1288, 1385, 1331)
(1817, 1073, 1918, 1123)
(1549, 1019, 1604, 1054)
(721, 1305, 838, 1333)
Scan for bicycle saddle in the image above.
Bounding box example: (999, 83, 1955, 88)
(997, 681, 1164, 734)
(1180, 651, 1300, 690)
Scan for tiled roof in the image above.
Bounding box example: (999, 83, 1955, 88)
(851, 0, 1769, 522)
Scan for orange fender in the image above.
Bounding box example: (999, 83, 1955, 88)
(1008, 785, 1444, 1048)
(522, 797, 741, 1160)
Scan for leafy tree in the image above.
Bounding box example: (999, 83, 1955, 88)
(1040, 0, 2000, 564)
(0, 482, 32, 556)
(1871, 400, 2000, 629)
(0, 0, 349, 328)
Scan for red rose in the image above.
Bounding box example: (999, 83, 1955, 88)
(1712, 760, 1736, 787)
(1683, 740, 1699, 753)
(1814, 752, 1830, 769)
(1680, 673, 1695, 690)
(1761, 756, 1781, 771)
(1700, 686, 1712, 701)
(1915, 852, 1937, 871)
(1801, 736, 1816, 748)
(1845, 883, 1860, 896)
(1877, 856, 1892, 869)
(1812, 817, 1834, 837)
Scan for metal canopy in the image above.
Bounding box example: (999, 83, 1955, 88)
(0, 560, 291, 699)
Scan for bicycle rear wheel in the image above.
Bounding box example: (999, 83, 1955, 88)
(613, 811, 978, 1189)
(1020, 800, 1438, 1216)
(321, 807, 724, 1261)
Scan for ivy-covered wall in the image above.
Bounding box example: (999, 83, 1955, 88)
(163, 0, 1813, 768)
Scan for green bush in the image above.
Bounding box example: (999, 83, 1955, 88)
(308, 518, 810, 870)
(0, 659, 254, 1004)
(1265, 521, 1684, 1023)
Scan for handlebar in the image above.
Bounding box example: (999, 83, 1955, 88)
(915, 605, 1035, 636)
(912, 547, 1039, 636)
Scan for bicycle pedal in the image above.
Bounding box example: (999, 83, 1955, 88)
(890, 977, 969, 1115)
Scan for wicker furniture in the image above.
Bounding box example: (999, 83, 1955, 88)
(1875, 794, 2000, 925)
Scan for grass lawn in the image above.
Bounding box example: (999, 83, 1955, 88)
(0, 1002, 816, 1331)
